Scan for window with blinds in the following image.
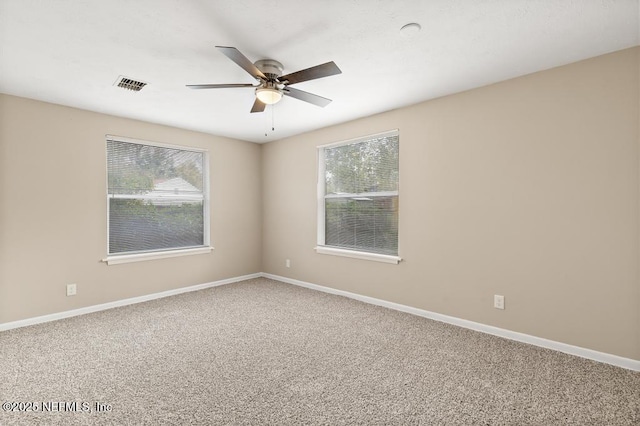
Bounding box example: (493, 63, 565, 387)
(106, 137, 209, 256)
(318, 130, 399, 258)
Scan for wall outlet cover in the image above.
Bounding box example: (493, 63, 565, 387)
(66, 284, 77, 296)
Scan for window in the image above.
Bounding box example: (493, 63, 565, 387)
(105, 136, 210, 264)
(316, 130, 400, 264)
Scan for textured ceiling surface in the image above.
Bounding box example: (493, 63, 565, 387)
(0, 0, 638, 143)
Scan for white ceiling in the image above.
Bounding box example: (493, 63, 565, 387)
(0, 1, 638, 143)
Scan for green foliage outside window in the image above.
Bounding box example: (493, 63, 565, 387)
(107, 139, 207, 255)
(322, 134, 399, 255)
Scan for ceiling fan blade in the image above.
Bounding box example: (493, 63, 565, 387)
(279, 61, 341, 85)
(283, 87, 332, 107)
(186, 83, 256, 89)
(250, 98, 266, 113)
(216, 46, 266, 81)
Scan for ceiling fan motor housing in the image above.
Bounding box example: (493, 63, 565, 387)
(254, 59, 284, 80)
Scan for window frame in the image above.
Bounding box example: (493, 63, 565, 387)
(315, 129, 401, 264)
(103, 135, 212, 265)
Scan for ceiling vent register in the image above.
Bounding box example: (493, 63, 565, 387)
(114, 76, 147, 91)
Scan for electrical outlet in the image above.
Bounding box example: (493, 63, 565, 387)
(66, 284, 77, 296)
(285, 259, 291, 268)
(494, 294, 504, 310)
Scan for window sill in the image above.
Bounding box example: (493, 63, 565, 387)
(314, 246, 401, 264)
(102, 246, 214, 265)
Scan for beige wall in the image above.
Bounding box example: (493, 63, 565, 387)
(262, 47, 640, 360)
(1, 48, 638, 361)
(0, 94, 262, 323)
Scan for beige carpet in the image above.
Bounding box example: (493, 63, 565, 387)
(1, 277, 638, 425)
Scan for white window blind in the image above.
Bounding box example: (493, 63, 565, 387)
(318, 130, 399, 257)
(106, 137, 209, 256)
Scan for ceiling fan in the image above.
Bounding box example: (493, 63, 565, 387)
(187, 46, 342, 113)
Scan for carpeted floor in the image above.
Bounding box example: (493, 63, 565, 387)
(1, 277, 638, 425)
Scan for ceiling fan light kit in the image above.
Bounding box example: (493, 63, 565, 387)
(256, 87, 282, 104)
(187, 46, 341, 113)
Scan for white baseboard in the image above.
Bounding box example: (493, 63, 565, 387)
(3, 271, 638, 372)
(262, 273, 640, 372)
(0, 273, 262, 332)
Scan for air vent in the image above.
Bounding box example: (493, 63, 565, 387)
(114, 76, 147, 92)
